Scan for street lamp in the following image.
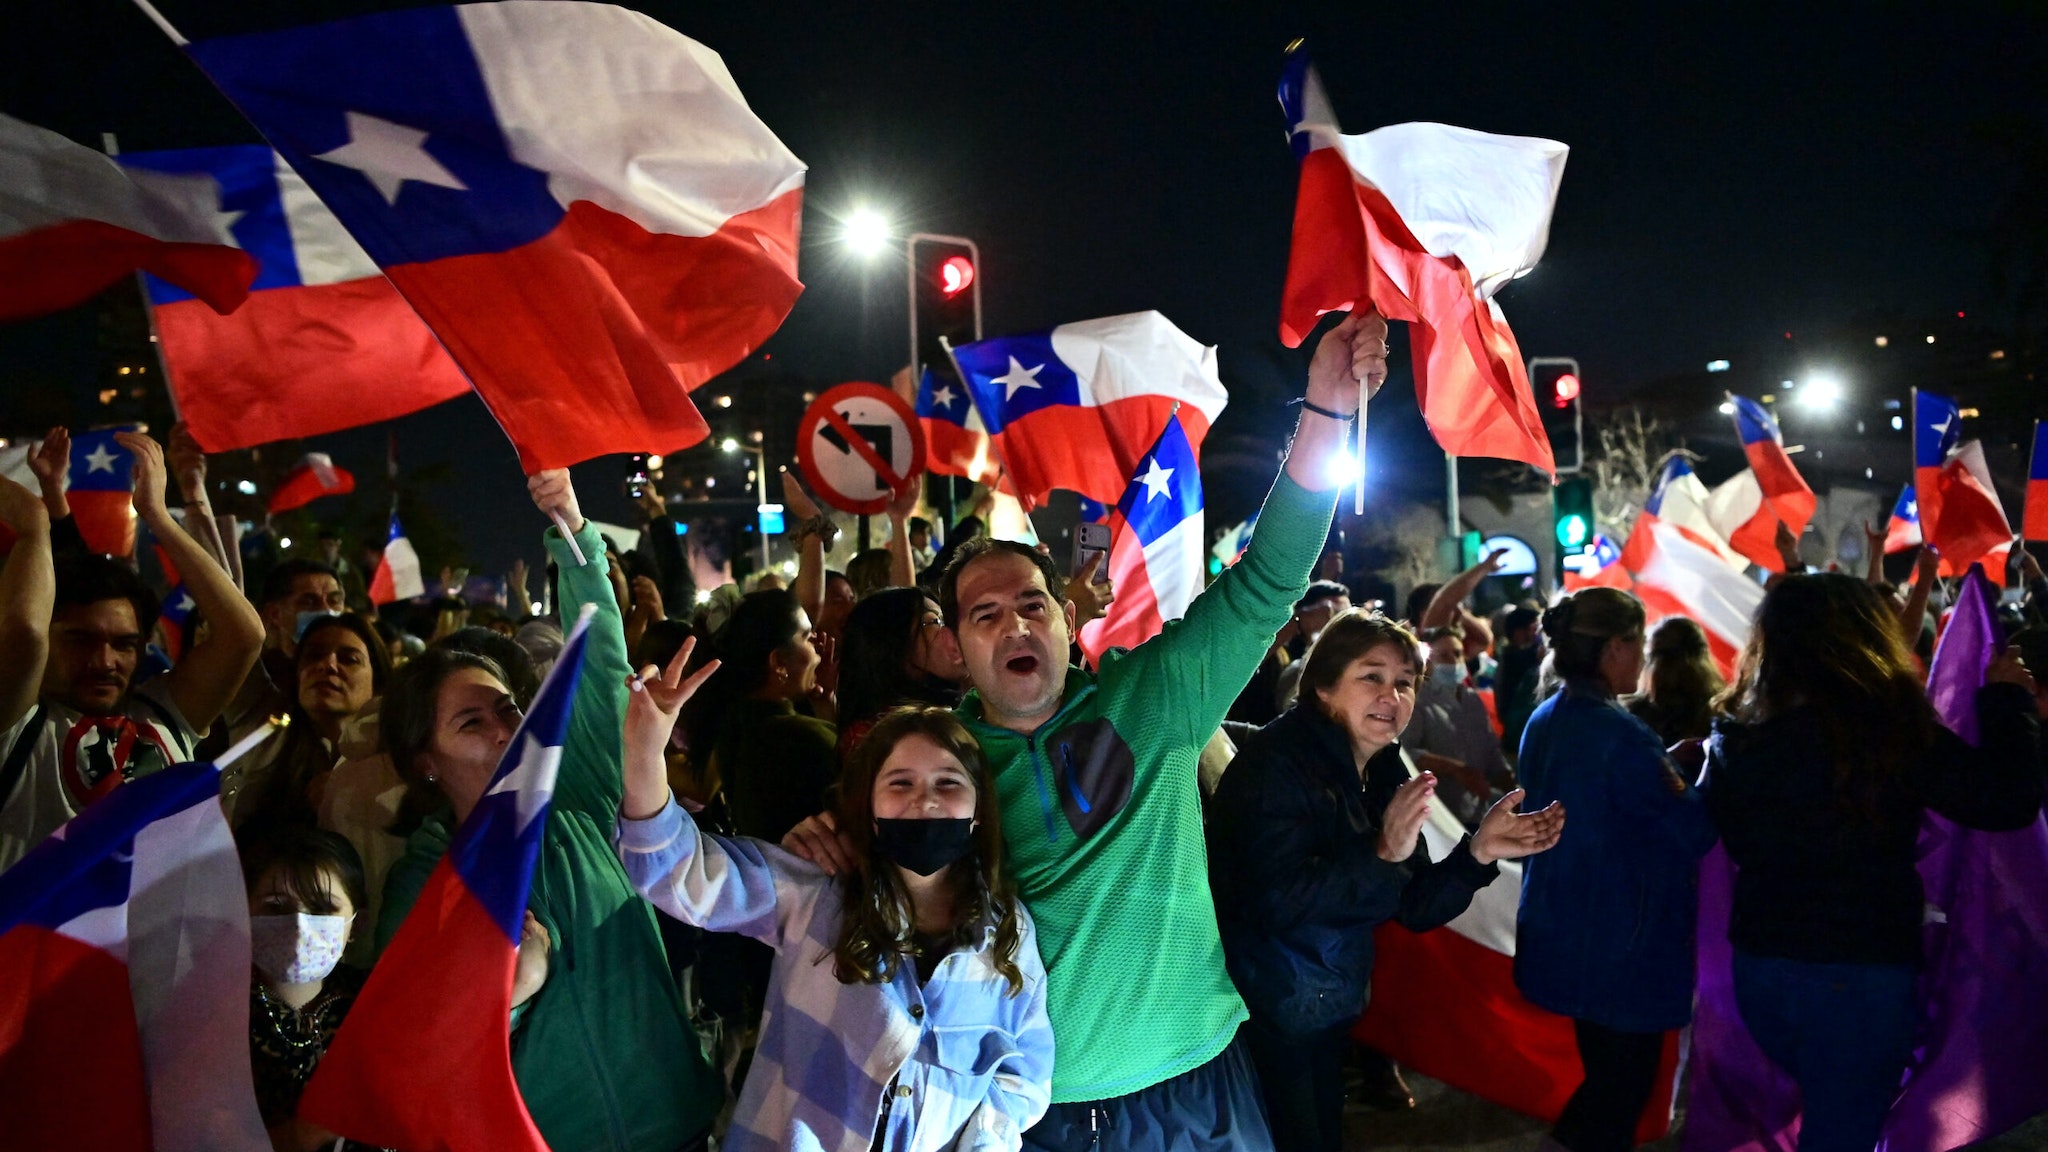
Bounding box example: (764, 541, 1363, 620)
(722, 436, 772, 570)
(841, 207, 892, 259)
(1797, 374, 1843, 411)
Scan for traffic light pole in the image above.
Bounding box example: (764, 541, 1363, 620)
(908, 233, 984, 535)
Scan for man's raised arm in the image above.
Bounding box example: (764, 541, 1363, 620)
(127, 432, 263, 733)
(0, 476, 54, 733)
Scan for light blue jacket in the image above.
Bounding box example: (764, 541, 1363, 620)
(618, 799, 1053, 1152)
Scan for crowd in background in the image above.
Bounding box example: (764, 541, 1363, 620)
(0, 309, 2042, 1152)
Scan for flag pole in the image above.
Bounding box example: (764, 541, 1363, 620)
(129, 0, 189, 46)
(215, 714, 288, 770)
(1354, 370, 1369, 516)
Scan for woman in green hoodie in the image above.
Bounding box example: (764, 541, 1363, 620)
(375, 468, 721, 1152)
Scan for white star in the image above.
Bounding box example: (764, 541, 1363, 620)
(485, 733, 560, 837)
(83, 443, 119, 474)
(992, 357, 1045, 402)
(171, 593, 195, 613)
(932, 384, 959, 411)
(312, 111, 468, 206)
(1931, 414, 1953, 438)
(1137, 456, 1175, 503)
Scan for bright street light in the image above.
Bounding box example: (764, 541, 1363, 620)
(1798, 375, 1843, 410)
(720, 437, 740, 453)
(842, 207, 891, 258)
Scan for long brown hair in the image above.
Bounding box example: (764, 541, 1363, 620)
(1638, 617, 1725, 739)
(830, 706, 1026, 995)
(1718, 574, 1935, 819)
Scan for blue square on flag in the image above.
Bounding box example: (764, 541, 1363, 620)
(951, 332, 1083, 434)
(120, 145, 301, 302)
(68, 430, 134, 493)
(1118, 417, 1202, 545)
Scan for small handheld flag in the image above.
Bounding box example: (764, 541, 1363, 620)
(299, 605, 596, 1151)
(2025, 421, 2048, 544)
(1078, 415, 1205, 666)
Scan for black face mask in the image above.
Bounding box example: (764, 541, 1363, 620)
(872, 818, 976, 877)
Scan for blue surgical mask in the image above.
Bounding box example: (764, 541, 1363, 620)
(293, 610, 340, 642)
(1429, 662, 1462, 687)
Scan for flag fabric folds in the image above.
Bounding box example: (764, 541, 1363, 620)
(916, 366, 1004, 485)
(1357, 774, 1679, 1142)
(1702, 469, 1784, 573)
(1632, 521, 1765, 678)
(2025, 421, 2048, 544)
(266, 452, 357, 515)
(367, 513, 424, 604)
(0, 759, 269, 1152)
(1276, 47, 1565, 474)
(1930, 441, 2012, 581)
(0, 113, 256, 321)
(947, 311, 1228, 507)
(300, 606, 594, 1151)
(1078, 415, 1205, 666)
(66, 428, 141, 557)
(1885, 484, 1923, 554)
(1562, 532, 1630, 591)
(1728, 396, 1815, 534)
(117, 145, 470, 452)
(1621, 458, 1748, 577)
(185, 2, 807, 472)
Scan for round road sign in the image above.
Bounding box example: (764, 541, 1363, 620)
(794, 382, 928, 516)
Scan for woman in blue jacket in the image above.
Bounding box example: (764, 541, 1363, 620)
(1210, 610, 1565, 1152)
(1514, 588, 1716, 1152)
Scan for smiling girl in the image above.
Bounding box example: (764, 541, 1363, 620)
(617, 643, 1052, 1152)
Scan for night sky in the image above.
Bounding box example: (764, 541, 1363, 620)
(3, 1, 2044, 574)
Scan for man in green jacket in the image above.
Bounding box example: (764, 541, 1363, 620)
(787, 311, 1388, 1150)
(378, 471, 722, 1152)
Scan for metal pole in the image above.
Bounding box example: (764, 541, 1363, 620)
(1445, 451, 1460, 537)
(752, 446, 770, 572)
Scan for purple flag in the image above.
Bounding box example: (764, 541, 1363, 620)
(1689, 565, 2048, 1152)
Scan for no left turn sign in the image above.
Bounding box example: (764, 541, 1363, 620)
(794, 382, 928, 516)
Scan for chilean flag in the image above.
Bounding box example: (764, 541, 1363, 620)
(1078, 415, 1205, 666)
(1914, 389, 1963, 553)
(1932, 441, 2013, 583)
(1356, 763, 1680, 1142)
(1632, 520, 1765, 678)
(1729, 395, 1815, 533)
(67, 428, 142, 558)
(2025, 422, 2048, 544)
(157, 585, 197, 661)
(1619, 457, 1747, 577)
(1886, 484, 1924, 554)
(948, 311, 1228, 507)
(186, 2, 807, 472)
(0, 113, 256, 322)
(0, 759, 269, 1152)
(117, 145, 470, 453)
(1562, 532, 1629, 591)
(1703, 469, 1787, 573)
(300, 605, 592, 1150)
(266, 452, 357, 515)
(367, 512, 425, 605)
(1277, 47, 1565, 475)
(916, 365, 1004, 485)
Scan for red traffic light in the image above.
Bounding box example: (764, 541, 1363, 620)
(938, 254, 975, 297)
(1550, 372, 1581, 407)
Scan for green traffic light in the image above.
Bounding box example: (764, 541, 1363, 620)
(1556, 515, 1589, 550)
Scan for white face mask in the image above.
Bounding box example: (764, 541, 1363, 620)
(250, 912, 350, 985)
(1429, 662, 1462, 687)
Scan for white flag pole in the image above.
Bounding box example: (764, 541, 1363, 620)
(130, 0, 189, 46)
(1354, 372, 1369, 516)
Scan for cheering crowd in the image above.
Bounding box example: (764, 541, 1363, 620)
(1, 309, 2043, 1152)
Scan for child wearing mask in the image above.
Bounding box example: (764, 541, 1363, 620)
(239, 825, 388, 1152)
(615, 640, 1053, 1152)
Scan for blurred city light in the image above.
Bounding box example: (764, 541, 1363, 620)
(842, 207, 891, 257)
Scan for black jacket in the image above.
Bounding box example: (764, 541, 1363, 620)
(1702, 682, 2045, 966)
(1209, 702, 1498, 1035)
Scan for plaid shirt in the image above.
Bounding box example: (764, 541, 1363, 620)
(618, 800, 1053, 1152)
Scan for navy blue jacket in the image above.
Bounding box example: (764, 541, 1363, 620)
(1210, 703, 1499, 1036)
(1702, 682, 2044, 966)
(1514, 680, 1718, 1032)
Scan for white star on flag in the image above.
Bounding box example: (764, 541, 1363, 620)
(932, 384, 959, 411)
(993, 357, 1045, 401)
(1137, 456, 1175, 502)
(312, 111, 469, 206)
(485, 733, 561, 837)
(83, 443, 119, 474)
(172, 593, 195, 612)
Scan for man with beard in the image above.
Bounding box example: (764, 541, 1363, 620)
(785, 312, 1385, 1151)
(0, 432, 264, 868)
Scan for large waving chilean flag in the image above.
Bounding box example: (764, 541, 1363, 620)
(185, 2, 806, 472)
(299, 604, 593, 1151)
(916, 365, 1005, 486)
(948, 311, 1228, 507)
(1078, 414, 1205, 666)
(1277, 47, 1565, 475)
(1915, 390, 2011, 579)
(0, 760, 269, 1152)
(0, 113, 255, 322)
(116, 145, 469, 453)
(1619, 457, 1747, 577)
